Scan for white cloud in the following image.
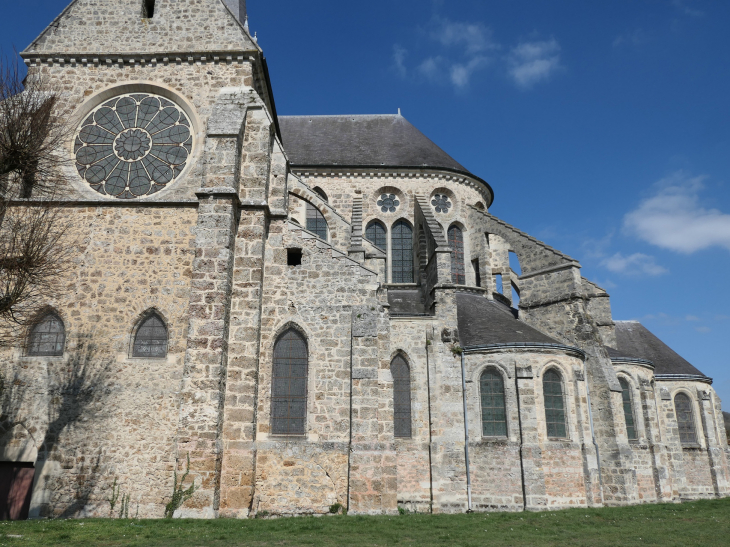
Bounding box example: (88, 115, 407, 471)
(672, 0, 704, 17)
(418, 56, 444, 81)
(695, 326, 711, 333)
(393, 45, 408, 78)
(600, 252, 668, 276)
(430, 18, 499, 55)
(508, 39, 562, 89)
(623, 171, 730, 253)
(450, 56, 490, 88)
(686, 315, 700, 322)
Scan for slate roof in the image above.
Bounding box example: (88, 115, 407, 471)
(456, 293, 561, 347)
(279, 114, 468, 173)
(605, 346, 653, 364)
(614, 321, 709, 378)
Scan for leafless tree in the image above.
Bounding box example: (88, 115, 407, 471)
(0, 54, 75, 344)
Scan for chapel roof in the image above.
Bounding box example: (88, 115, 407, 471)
(279, 114, 478, 176)
(613, 321, 710, 379)
(455, 293, 562, 347)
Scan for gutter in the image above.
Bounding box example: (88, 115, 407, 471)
(463, 343, 586, 361)
(460, 352, 473, 512)
(655, 374, 713, 385)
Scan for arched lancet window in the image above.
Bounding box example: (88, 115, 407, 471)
(619, 378, 637, 440)
(674, 392, 697, 446)
(133, 313, 168, 358)
(271, 328, 308, 435)
(313, 187, 328, 203)
(391, 355, 412, 438)
(28, 313, 65, 356)
(306, 203, 328, 241)
(448, 225, 465, 285)
(365, 220, 387, 251)
(543, 369, 567, 438)
(480, 369, 507, 437)
(391, 220, 413, 283)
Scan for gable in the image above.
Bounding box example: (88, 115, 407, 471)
(23, 0, 256, 55)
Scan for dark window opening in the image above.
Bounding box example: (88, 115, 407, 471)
(448, 225, 465, 285)
(28, 313, 65, 356)
(312, 187, 328, 203)
(365, 220, 387, 251)
(287, 248, 302, 266)
(142, 0, 155, 18)
(472, 259, 481, 287)
(133, 313, 168, 358)
(306, 203, 328, 241)
(620, 378, 637, 440)
(674, 393, 697, 446)
(391, 355, 412, 438)
(391, 220, 414, 283)
(480, 369, 507, 437)
(543, 369, 567, 438)
(271, 329, 308, 435)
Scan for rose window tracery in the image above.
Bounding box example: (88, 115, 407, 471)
(74, 93, 194, 199)
(377, 194, 400, 213)
(431, 194, 452, 213)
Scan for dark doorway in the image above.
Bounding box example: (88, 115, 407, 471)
(0, 462, 35, 520)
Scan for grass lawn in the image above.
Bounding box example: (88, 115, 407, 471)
(1, 498, 729, 546)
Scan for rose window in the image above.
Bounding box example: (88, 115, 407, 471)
(377, 194, 400, 213)
(74, 93, 193, 198)
(431, 194, 452, 213)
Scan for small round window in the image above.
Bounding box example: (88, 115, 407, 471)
(74, 93, 193, 199)
(377, 194, 400, 213)
(431, 194, 452, 213)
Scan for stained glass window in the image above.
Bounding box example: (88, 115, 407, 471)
(391, 355, 412, 438)
(448, 225, 465, 284)
(133, 313, 168, 358)
(365, 220, 387, 251)
(28, 314, 65, 356)
(271, 329, 308, 435)
(377, 194, 400, 213)
(391, 220, 413, 283)
(543, 369, 567, 438)
(75, 93, 193, 199)
(431, 194, 452, 213)
(674, 393, 697, 446)
(620, 378, 637, 440)
(306, 203, 328, 240)
(480, 369, 507, 437)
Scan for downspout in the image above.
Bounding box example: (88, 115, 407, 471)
(425, 330, 434, 512)
(460, 352, 473, 512)
(584, 373, 604, 498)
(346, 312, 354, 512)
(515, 372, 527, 511)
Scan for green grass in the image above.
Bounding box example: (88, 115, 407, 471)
(1, 498, 729, 546)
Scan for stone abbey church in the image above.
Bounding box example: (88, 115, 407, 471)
(0, 0, 728, 520)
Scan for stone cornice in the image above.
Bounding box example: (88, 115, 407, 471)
(22, 51, 257, 68)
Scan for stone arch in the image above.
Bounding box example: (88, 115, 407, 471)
(478, 365, 509, 437)
(130, 308, 169, 358)
(289, 188, 337, 241)
(25, 307, 66, 357)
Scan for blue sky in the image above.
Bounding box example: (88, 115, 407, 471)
(4, 0, 730, 405)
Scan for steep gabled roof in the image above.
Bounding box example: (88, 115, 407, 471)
(614, 321, 709, 378)
(279, 114, 469, 173)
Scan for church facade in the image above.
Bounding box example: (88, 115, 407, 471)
(1, 0, 728, 519)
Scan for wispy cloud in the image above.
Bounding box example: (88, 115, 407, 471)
(695, 326, 711, 333)
(600, 252, 668, 276)
(613, 29, 650, 48)
(672, 0, 704, 17)
(623, 171, 730, 253)
(508, 39, 562, 89)
(393, 44, 408, 78)
(430, 18, 498, 55)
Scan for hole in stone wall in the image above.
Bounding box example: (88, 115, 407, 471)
(287, 248, 302, 266)
(472, 259, 481, 287)
(495, 273, 503, 294)
(509, 251, 521, 276)
(142, 0, 155, 18)
(511, 282, 520, 308)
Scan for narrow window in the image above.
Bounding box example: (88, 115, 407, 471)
(365, 220, 387, 251)
(391, 355, 412, 438)
(619, 378, 637, 440)
(312, 187, 328, 203)
(142, 0, 155, 19)
(28, 313, 65, 356)
(391, 220, 413, 283)
(495, 273, 503, 294)
(287, 248, 302, 266)
(271, 329, 308, 435)
(142, 0, 155, 18)
(674, 393, 697, 446)
(306, 203, 328, 241)
(472, 259, 481, 287)
(543, 369, 567, 438)
(480, 369, 507, 437)
(511, 282, 520, 307)
(133, 313, 168, 358)
(448, 225, 465, 285)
